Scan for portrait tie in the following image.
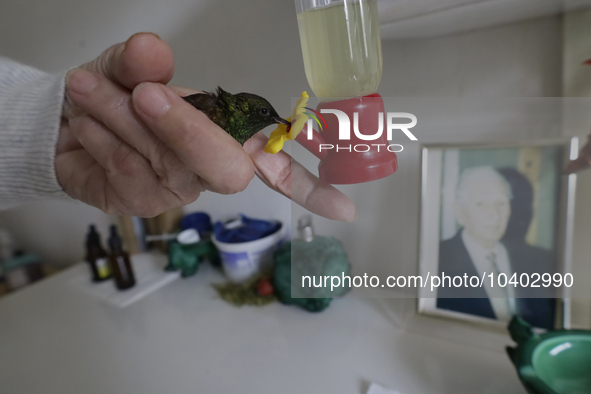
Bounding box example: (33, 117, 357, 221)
(486, 251, 514, 321)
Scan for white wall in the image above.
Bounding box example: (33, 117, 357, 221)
(380, 16, 562, 97)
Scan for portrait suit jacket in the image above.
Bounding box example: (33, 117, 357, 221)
(436, 231, 556, 330)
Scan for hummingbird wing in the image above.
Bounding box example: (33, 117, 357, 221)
(182, 89, 230, 130)
(182, 91, 217, 112)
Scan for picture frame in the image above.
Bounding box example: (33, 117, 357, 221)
(417, 138, 578, 331)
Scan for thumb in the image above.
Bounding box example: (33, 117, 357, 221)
(62, 32, 175, 120)
(80, 32, 175, 89)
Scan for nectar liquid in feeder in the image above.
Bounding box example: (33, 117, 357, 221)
(296, 0, 382, 100)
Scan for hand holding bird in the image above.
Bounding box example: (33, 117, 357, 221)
(58, 33, 356, 221)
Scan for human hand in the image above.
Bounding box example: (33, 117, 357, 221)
(56, 33, 357, 221)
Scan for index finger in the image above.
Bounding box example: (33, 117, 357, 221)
(244, 133, 357, 222)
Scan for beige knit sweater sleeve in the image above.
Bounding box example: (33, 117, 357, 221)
(0, 58, 68, 209)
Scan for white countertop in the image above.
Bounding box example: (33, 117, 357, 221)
(0, 254, 526, 394)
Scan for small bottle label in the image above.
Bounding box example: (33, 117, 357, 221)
(96, 258, 110, 279)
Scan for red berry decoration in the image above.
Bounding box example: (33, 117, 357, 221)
(257, 278, 274, 296)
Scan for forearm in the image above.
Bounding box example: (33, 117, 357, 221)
(0, 57, 67, 209)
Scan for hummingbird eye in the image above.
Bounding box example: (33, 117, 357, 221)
(260, 108, 269, 116)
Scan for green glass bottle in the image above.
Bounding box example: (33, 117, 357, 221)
(273, 215, 351, 312)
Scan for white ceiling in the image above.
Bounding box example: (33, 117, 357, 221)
(377, 0, 591, 39)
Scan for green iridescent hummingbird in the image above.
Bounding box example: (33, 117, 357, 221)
(183, 87, 290, 145)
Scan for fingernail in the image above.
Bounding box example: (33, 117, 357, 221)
(134, 83, 172, 118)
(124, 32, 161, 51)
(347, 210, 358, 223)
(65, 68, 98, 95)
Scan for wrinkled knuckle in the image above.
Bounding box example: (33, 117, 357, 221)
(110, 145, 143, 176)
(148, 139, 171, 176)
(94, 43, 121, 79)
(275, 164, 292, 194)
(71, 113, 96, 128)
(70, 114, 98, 140)
(152, 147, 188, 191)
(159, 145, 184, 175)
(110, 95, 131, 113)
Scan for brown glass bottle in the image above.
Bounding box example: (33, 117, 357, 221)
(85, 225, 111, 282)
(107, 225, 136, 290)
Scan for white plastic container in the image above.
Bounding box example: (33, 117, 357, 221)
(212, 222, 285, 283)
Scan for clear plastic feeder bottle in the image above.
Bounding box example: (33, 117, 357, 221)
(295, 0, 383, 100)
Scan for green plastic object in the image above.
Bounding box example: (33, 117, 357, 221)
(507, 316, 591, 394)
(273, 238, 351, 313)
(166, 239, 220, 278)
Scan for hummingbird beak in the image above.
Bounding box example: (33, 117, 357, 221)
(274, 117, 290, 126)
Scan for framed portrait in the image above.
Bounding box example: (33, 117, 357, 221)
(417, 139, 578, 331)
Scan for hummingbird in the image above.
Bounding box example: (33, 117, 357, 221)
(182, 87, 290, 145)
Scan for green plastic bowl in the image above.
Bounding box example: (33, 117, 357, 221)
(507, 317, 591, 394)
